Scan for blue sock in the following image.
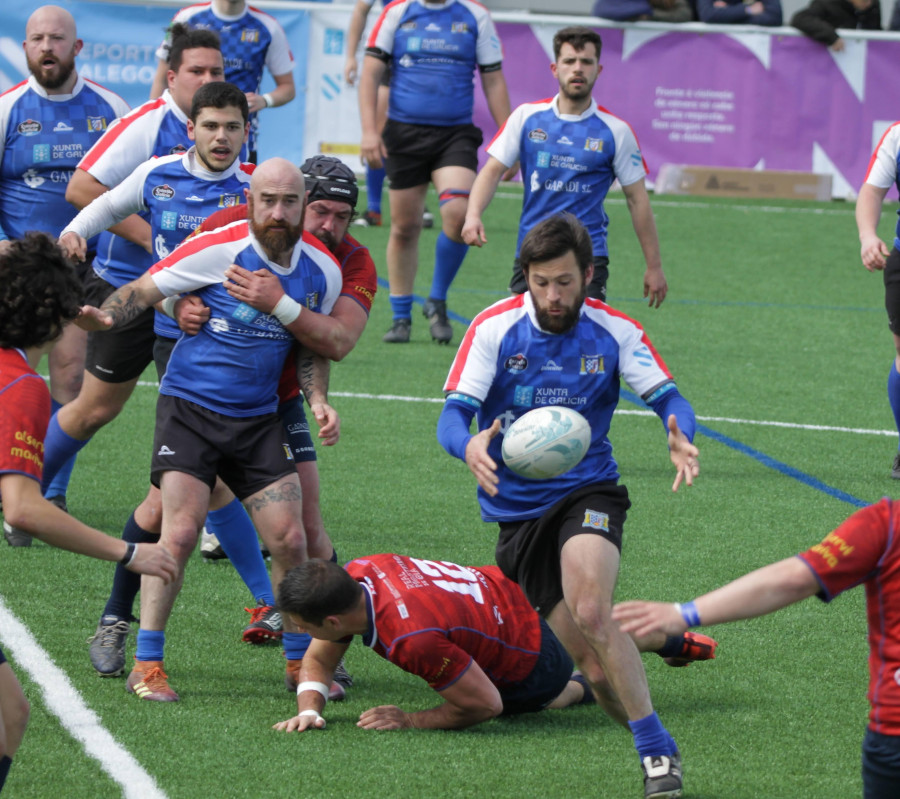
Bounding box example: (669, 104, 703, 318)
(429, 232, 468, 301)
(330, 549, 338, 563)
(389, 294, 413, 321)
(135, 629, 166, 662)
(366, 164, 385, 214)
(206, 498, 274, 605)
(888, 361, 900, 448)
(41, 413, 90, 495)
(42, 399, 78, 500)
(283, 631, 312, 661)
(628, 711, 677, 759)
(103, 512, 159, 621)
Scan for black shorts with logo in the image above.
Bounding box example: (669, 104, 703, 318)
(150, 395, 295, 500)
(278, 396, 317, 463)
(495, 482, 630, 616)
(884, 248, 900, 335)
(382, 119, 482, 190)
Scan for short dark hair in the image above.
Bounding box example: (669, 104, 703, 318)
(277, 560, 363, 626)
(553, 26, 602, 60)
(190, 81, 249, 124)
(519, 213, 594, 277)
(167, 22, 221, 72)
(0, 232, 83, 350)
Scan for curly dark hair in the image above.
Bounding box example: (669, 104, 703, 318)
(0, 232, 83, 350)
(167, 22, 221, 72)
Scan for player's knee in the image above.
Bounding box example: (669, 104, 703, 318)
(267, 523, 307, 565)
(162, 522, 202, 561)
(389, 217, 422, 242)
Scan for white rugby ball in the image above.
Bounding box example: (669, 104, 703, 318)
(501, 406, 591, 480)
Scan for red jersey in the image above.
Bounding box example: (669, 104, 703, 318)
(797, 498, 900, 735)
(199, 205, 377, 402)
(0, 348, 50, 483)
(346, 554, 541, 691)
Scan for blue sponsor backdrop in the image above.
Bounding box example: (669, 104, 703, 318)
(0, 0, 310, 165)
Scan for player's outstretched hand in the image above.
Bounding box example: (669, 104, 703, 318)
(860, 234, 890, 272)
(126, 542, 178, 584)
(58, 231, 87, 263)
(461, 217, 487, 247)
(74, 305, 114, 332)
(464, 418, 501, 497)
(224, 264, 281, 313)
(174, 294, 210, 335)
(357, 705, 412, 730)
(310, 401, 340, 446)
(667, 414, 699, 491)
(643, 266, 668, 308)
(612, 600, 687, 639)
(273, 712, 326, 732)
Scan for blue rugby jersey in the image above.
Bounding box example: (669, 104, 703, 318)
(0, 74, 128, 241)
(488, 96, 647, 258)
(367, 0, 502, 127)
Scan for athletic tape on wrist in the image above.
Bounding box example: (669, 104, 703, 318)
(296, 680, 329, 701)
(272, 294, 302, 326)
(160, 296, 178, 318)
(120, 542, 138, 567)
(263, 92, 274, 108)
(675, 601, 701, 628)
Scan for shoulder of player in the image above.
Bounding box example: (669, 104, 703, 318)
(300, 232, 342, 272)
(172, 2, 213, 23)
(244, 4, 287, 32)
(80, 78, 130, 115)
(582, 298, 647, 337)
(0, 80, 33, 107)
(471, 294, 527, 330)
(153, 219, 250, 270)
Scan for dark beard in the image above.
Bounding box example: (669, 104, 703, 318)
(535, 303, 581, 334)
(250, 217, 302, 257)
(27, 54, 75, 90)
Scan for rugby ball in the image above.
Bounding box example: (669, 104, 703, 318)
(501, 406, 591, 480)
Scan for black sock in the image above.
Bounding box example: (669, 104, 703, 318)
(102, 512, 160, 621)
(0, 755, 13, 793)
(655, 634, 686, 659)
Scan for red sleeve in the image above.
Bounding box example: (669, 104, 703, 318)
(0, 374, 50, 482)
(197, 204, 248, 234)
(797, 499, 892, 600)
(389, 630, 473, 690)
(337, 235, 378, 314)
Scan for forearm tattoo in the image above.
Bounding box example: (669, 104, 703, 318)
(297, 352, 330, 405)
(101, 286, 148, 328)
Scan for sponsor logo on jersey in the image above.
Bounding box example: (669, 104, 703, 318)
(154, 233, 171, 259)
(17, 119, 41, 135)
(169, 144, 188, 155)
(400, 21, 417, 30)
(541, 359, 564, 372)
(513, 385, 533, 406)
(152, 184, 175, 200)
(33, 144, 50, 163)
(282, 443, 295, 462)
(584, 137, 603, 152)
(530, 170, 540, 192)
(241, 28, 260, 43)
(528, 128, 547, 142)
(426, 23, 442, 32)
(407, 37, 421, 52)
(86, 116, 108, 132)
(582, 510, 609, 531)
(53, 121, 74, 133)
(185, 194, 204, 202)
(22, 168, 44, 188)
(399, 54, 415, 68)
(557, 135, 574, 146)
(631, 151, 643, 167)
(218, 193, 240, 208)
(232, 303, 259, 323)
(504, 353, 528, 372)
(579, 354, 604, 375)
(161, 210, 178, 231)
(536, 151, 550, 168)
(631, 345, 654, 368)
(451, 22, 469, 33)
(157, 445, 176, 456)
(286, 421, 309, 435)
(354, 285, 374, 302)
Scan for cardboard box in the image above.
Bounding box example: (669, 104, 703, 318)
(655, 164, 833, 201)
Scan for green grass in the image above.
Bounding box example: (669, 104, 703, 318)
(1, 186, 891, 798)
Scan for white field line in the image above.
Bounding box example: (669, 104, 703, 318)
(0, 596, 168, 799)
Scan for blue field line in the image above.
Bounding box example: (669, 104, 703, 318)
(618, 389, 870, 509)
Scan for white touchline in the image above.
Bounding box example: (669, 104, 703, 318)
(0, 595, 168, 799)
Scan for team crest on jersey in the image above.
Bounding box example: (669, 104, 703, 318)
(32, 144, 50, 163)
(579, 354, 604, 375)
(451, 22, 469, 33)
(528, 128, 548, 143)
(152, 184, 176, 201)
(161, 211, 178, 231)
(513, 385, 534, 406)
(218, 193, 240, 208)
(232, 303, 259, 323)
(241, 28, 260, 43)
(86, 116, 108, 132)
(17, 119, 41, 136)
(22, 168, 44, 189)
(536, 151, 550, 168)
(305, 292, 319, 309)
(584, 137, 603, 152)
(582, 510, 609, 531)
(504, 353, 528, 372)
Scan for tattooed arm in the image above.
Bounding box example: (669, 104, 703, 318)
(296, 347, 339, 446)
(76, 272, 165, 332)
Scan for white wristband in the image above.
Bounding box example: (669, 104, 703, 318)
(296, 680, 329, 701)
(298, 709, 325, 727)
(160, 296, 178, 318)
(272, 294, 302, 326)
(263, 92, 274, 108)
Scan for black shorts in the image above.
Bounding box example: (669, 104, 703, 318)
(510, 255, 610, 302)
(150, 394, 295, 500)
(278, 396, 317, 463)
(884, 248, 900, 335)
(0, 645, 5, 666)
(83, 269, 156, 383)
(497, 616, 574, 715)
(862, 728, 900, 799)
(382, 119, 482, 190)
(495, 482, 630, 616)
(152, 336, 177, 382)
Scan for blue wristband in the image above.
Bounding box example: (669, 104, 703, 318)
(675, 601, 701, 628)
